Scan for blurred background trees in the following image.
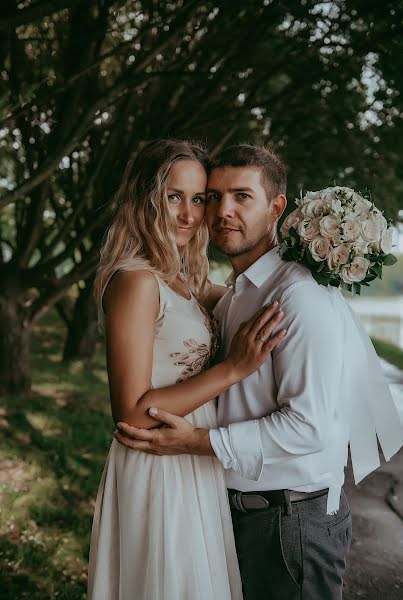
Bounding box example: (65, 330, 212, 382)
(1, 0, 403, 393)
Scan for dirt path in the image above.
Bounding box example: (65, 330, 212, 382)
(343, 449, 403, 599)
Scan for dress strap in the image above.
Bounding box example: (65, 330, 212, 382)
(148, 271, 168, 321)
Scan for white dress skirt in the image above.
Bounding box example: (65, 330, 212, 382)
(87, 275, 243, 600)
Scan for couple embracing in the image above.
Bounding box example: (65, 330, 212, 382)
(88, 141, 401, 600)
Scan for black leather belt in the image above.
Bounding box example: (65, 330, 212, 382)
(228, 488, 328, 513)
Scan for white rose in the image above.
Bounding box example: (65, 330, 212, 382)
(304, 190, 322, 201)
(319, 215, 341, 239)
(329, 198, 343, 214)
(280, 208, 303, 237)
(352, 197, 371, 218)
(341, 217, 361, 242)
(301, 199, 326, 218)
(380, 227, 393, 254)
(354, 237, 370, 255)
(309, 237, 331, 262)
(322, 188, 338, 202)
(327, 244, 351, 271)
(341, 257, 370, 283)
(371, 208, 388, 231)
(361, 215, 383, 243)
(298, 218, 321, 242)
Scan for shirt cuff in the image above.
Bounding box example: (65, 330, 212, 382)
(209, 420, 264, 481)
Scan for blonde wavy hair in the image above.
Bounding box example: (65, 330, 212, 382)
(94, 139, 210, 320)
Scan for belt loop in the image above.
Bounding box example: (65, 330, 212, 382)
(284, 490, 292, 516)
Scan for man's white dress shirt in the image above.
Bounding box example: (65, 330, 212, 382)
(209, 247, 403, 513)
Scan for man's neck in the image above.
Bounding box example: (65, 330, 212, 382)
(230, 240, 277, 278)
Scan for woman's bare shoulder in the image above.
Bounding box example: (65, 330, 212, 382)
(104, 270, 159, 313)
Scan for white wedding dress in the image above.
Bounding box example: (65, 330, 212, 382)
(88, 275, 243, 600)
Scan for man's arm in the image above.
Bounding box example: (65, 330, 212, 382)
(210, 281, 343, 479)
(113, 407, 215, 456)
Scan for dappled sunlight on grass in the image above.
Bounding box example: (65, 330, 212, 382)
(0, 311, 112, 598)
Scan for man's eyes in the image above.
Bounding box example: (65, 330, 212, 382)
(207, 193, 221, 201)
(207, 192, 251, 201)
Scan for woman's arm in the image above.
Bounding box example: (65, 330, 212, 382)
(104, 270, 285, 429)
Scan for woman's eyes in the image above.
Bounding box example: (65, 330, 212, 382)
(167, 194, 205, 205)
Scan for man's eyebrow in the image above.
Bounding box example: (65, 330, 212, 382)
(206, 187, 255, 193)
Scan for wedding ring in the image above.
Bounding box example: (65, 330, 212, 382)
(256, 333, 266, 343)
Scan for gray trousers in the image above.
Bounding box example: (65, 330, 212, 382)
(231, 489, 352, 600)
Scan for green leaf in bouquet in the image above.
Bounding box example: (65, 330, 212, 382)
(311, 270, 331, 286)
(352, 283, 361, 295)
(361, 281, 370, 286)
(383, 253, 397, 266)
(281, 248, 295, 261)
(369, 263, 381, 276)
(363, 273, 378, 283)
(289, 227, 299, 241)
(329, 278, 341, 287)
(305, 248, 318, 267)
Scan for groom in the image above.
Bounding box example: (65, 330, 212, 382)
(115, 144, 353, 599)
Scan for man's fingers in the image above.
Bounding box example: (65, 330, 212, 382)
(116, 422, 154, 441)
(113, 431, 152, 450)
(147, 407, 182, 428)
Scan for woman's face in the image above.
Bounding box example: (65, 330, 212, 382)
(166, 160, 207, 248)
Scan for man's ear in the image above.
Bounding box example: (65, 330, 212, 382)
(271, 194, 287, 221)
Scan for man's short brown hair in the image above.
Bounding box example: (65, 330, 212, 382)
(209, 144, 287, 199)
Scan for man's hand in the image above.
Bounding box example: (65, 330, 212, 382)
(112, 408, 214, 456)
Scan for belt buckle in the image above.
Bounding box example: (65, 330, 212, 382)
(233, 491, 247, 513)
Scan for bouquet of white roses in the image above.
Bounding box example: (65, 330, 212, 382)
(279, 186, 397, 293)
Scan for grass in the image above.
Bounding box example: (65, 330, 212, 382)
(0, 311, 402, 598)
(371, 337, 403, 370)
(0, 311, 112, 599)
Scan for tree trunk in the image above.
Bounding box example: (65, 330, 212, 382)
(0, 294, 31, 393)
(62, 277, 99, 362)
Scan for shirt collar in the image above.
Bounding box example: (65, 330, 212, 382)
(225, 246, 282, 289)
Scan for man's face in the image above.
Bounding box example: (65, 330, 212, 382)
(206, 166, 282, 256)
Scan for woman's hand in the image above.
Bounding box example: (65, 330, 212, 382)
(224, 301, 286, 382)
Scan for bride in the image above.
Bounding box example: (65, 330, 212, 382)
(88, 139, 285, 599)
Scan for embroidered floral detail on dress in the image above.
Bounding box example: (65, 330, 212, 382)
(170, 304, 220, 383)
(171, 339, 211, 383)
(198, 303, 220, 364)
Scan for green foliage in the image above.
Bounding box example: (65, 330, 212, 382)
(371, 337, 403, 371)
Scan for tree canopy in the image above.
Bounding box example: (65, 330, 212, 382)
(1, 0, 403, 392)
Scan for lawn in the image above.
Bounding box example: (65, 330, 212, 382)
(0, 313, 111, 599)
(0, 312, 402, 599)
